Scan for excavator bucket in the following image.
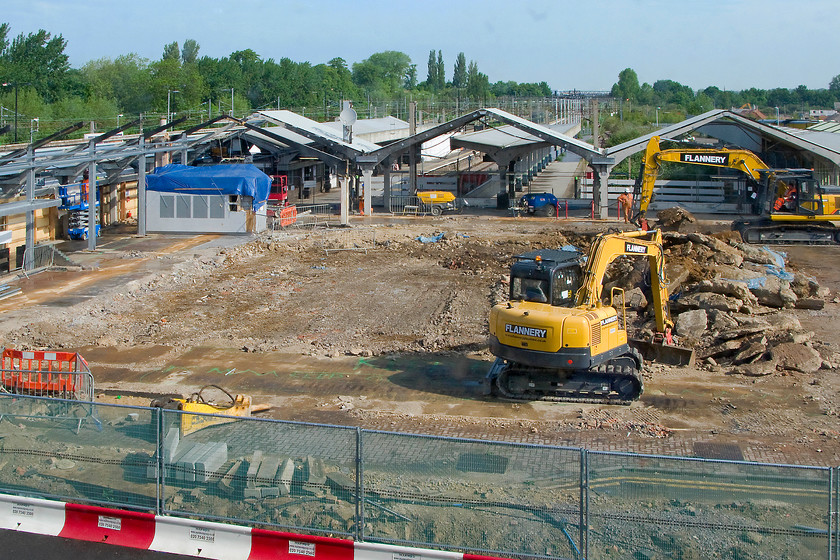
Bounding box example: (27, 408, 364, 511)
(630, 338, 695, 367)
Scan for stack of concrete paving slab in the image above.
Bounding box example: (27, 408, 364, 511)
(243, 450, 295, 499)
(147, 427, 228, 483)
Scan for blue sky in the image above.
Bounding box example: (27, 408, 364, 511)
(5, 0, 839, 92)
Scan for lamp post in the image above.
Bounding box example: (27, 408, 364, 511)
(29, 117, 38, 143)
(775, 107, 780, 126)
(656, 106, 660, 128)
(2, 81, 31, 143)
(167, 89, 180, 128)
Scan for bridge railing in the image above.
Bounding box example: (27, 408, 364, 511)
(0, 393, 835, 560)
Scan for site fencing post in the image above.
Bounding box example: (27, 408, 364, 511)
(580, 448, 588, 560)
(832, 466, 837, 560)
(156, 409, 164, 516)
(590, 200, 595, 220)
(356, 427, 363, 542)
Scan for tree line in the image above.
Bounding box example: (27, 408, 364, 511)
(611, 67, 840, 119)
(2, 21, 839, 144)
(0, 22, 550, 141)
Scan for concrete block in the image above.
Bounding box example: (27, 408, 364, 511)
(176, 442, 210, 482)
(246, 450, 263, 488)
(326, 471, 355, 494)
(194, 442, 228, 483)
(305, 456, 326, 485)
(256, 455, 280, 487)
(244, 487, 261, 499)
(276, 458, 295, 496)
(260, 487, 280, 498)
(301, 456, 327, 496)
(163, 427, 180, 462)
(168, 441, 198, 481)
(218, 459, 242, 495)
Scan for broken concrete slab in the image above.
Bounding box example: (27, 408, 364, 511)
(672, 292, 742, 313)
(695, 279, 757, 305)
(772, 343, 823, 373)
(675, 309, 707, 339)
(731, 359, 778, 377)
(732, 339, 768, 365)
(795, 298, 825, 310)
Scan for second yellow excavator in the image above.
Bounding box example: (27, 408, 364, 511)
(633, 136, 840, 244)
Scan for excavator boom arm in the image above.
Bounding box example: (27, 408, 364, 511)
(635, 136, 771, 223)
(576, 229, 672, 332)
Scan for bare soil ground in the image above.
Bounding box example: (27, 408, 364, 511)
(2, 214, 840, 467)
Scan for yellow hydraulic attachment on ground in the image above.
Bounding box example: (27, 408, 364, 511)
(487, 229, 691, 404)
(151, 385, 259, 436)
(416, 191, 461, 216)
(634, 136, 840, 244)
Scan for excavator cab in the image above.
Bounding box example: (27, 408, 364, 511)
(509, 250, 582, 307)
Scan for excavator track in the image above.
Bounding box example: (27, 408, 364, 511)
(738, 223, 839, 245)
(488, 351, 644, 405)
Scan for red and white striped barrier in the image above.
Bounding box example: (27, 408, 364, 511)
(0, 495, 509, 560)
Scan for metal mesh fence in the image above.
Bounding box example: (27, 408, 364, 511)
(0, 395, 157, 511)
(0, 392, 838, 559)
(159, 409, 358, 536)
(360, 431, 583, 558)
(586, 451, 832, 559)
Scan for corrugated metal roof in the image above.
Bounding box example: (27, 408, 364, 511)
(808, 121, 840, 133)
(256, 110, 380, 153)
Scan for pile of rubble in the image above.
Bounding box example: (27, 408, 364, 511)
(623, 225, 838, 377)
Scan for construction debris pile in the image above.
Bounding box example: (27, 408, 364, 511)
(625, 230, 838, 377)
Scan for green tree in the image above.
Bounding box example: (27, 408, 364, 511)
(830, 74, 840, 93)
(425, 50, 438, 91)
(404, 64, 417, 89)
(466, 60, 489, 100)
(453, 52, 466, 88)
(611, 68, 640, 101)
(436, 50, 445, 90)
(1, 27, 71, 103)
(352, 51, 412, 96)
(81, 53, 153, 115)
(162, 41, 179, 62)
(181, 39, 199, 65)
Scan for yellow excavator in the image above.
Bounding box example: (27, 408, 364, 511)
(487, 229, 684, 403)
(634, 136, 840, 244)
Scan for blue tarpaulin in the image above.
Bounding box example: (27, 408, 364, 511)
(146, 164, 270, 211)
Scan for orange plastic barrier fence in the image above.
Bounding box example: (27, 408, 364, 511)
(0, 348, 91, 398)
(279, 205, 297, 227)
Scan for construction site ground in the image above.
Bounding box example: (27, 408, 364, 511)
(2, 212, 839, 469)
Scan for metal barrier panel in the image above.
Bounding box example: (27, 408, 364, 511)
(0, 395, 158, 511)
(360, 431, 583, 558)
(160, 410, 358, 536)
(0, 348, 94, 401)
(389, 196, 423, 215)
(294, 204, 337, 229)
(586, 451, 832, 559)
